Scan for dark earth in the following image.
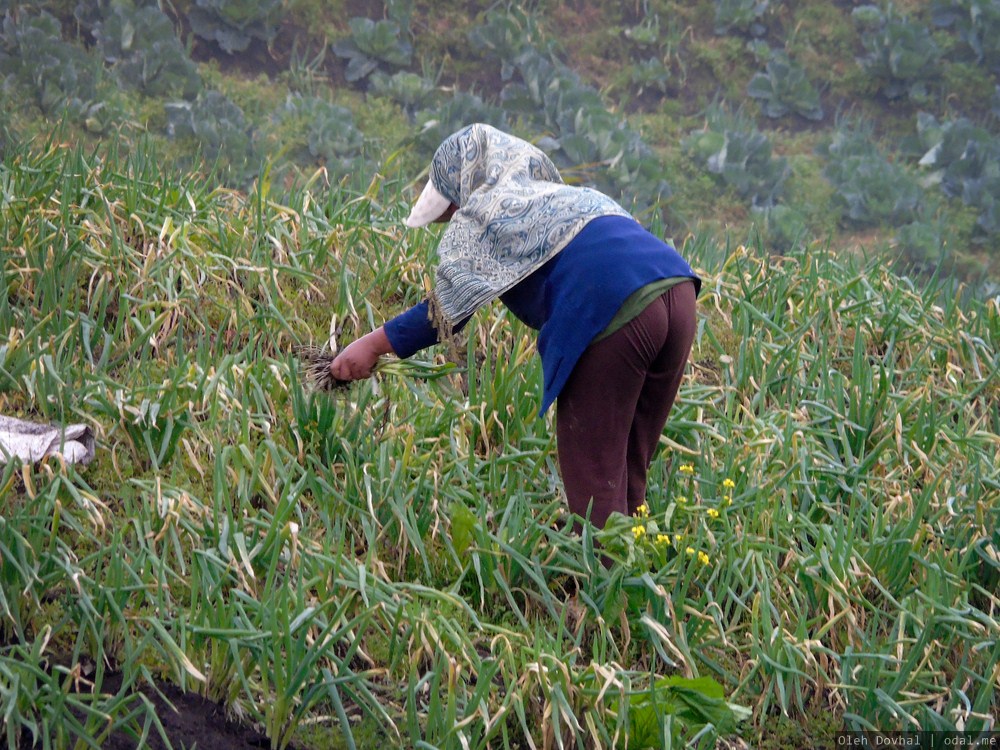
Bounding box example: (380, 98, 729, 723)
(97, 673, 278, 750)
(16, 669, 299, 750)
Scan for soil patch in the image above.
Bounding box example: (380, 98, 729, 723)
(101, 673, 277, 750)
(16, 671, 306, 750)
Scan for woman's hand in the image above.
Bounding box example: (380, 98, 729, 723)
(329, 327, 395, 381)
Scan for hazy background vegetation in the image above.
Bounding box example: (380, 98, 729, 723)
(1, 0, 999, 293)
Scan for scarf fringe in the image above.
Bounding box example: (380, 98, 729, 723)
(428, 293, 468, 397)
(428, 292, 457, 350)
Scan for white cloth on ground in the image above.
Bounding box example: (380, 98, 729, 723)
(0, 415, 95, 465)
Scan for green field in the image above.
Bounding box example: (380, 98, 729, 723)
(1, 1, 999, 747)
(1, 138, 997, 748)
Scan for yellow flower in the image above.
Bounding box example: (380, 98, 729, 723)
(723, 478, 736, 489)
(676, 495, 688, 505)
(706, 508, 720, 519)
(697, 551, 711, 565)
(685, 546, 695, 556)
(679, 464, 695, 475)
(632, 525, 647, 540)
(723, 494, 733, 506)
(636, 503, 650, 517)
(674, 533, 685, 545)
(656, 534, 671, 546)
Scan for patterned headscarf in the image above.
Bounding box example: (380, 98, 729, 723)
(407, 124, 631, 330)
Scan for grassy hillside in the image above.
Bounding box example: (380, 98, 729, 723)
(0, 134, 997, 748)
(1, 0, 998, 290)
(1, 0, 999, 747)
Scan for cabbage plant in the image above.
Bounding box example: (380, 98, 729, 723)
(93, 4, 200, 98)
(0, 10, 106, 124)
(369, 71, 437, 118)
(165, 91, 256, 184)
(714, 0, 770, 36)
(281, 95, 365, 178)
(932, 0, 1000, 74)
(683, 105, 789, 209)
(466, 5, 547, 80)
(621, 8, 675, 97)
(332, 17, 413, 82)
(747, 51, 824, 121)
(915, 113, 1000, 236)
(187, 0, 283, 54)
(821, 122, 923, 226)
(855, 4, 942, 100)
(628, 57, 671, 96)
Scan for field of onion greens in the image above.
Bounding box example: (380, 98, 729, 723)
(1, 139, 997, 748)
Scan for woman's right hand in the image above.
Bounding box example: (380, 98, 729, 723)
(329, 327, 394, 381)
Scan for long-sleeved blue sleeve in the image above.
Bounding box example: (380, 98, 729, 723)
(383, 300, 439, 358)
(383, 255, 556, 359)
(383, 299, 472, 358)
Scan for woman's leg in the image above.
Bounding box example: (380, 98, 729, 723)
(556, 339, 638, 528)
(556, 281, 696, 528)
(624, 281, 697, 513)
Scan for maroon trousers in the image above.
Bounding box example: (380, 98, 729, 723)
(555, 280, 697, 529)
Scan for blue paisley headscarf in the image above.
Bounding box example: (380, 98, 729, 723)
(420, 124, 631, 330)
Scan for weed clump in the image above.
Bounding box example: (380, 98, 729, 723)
(295, 345, 350, 391)
(295, 345, 460, 392)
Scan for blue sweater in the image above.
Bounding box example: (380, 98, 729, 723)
(385, 215, 700, 414)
